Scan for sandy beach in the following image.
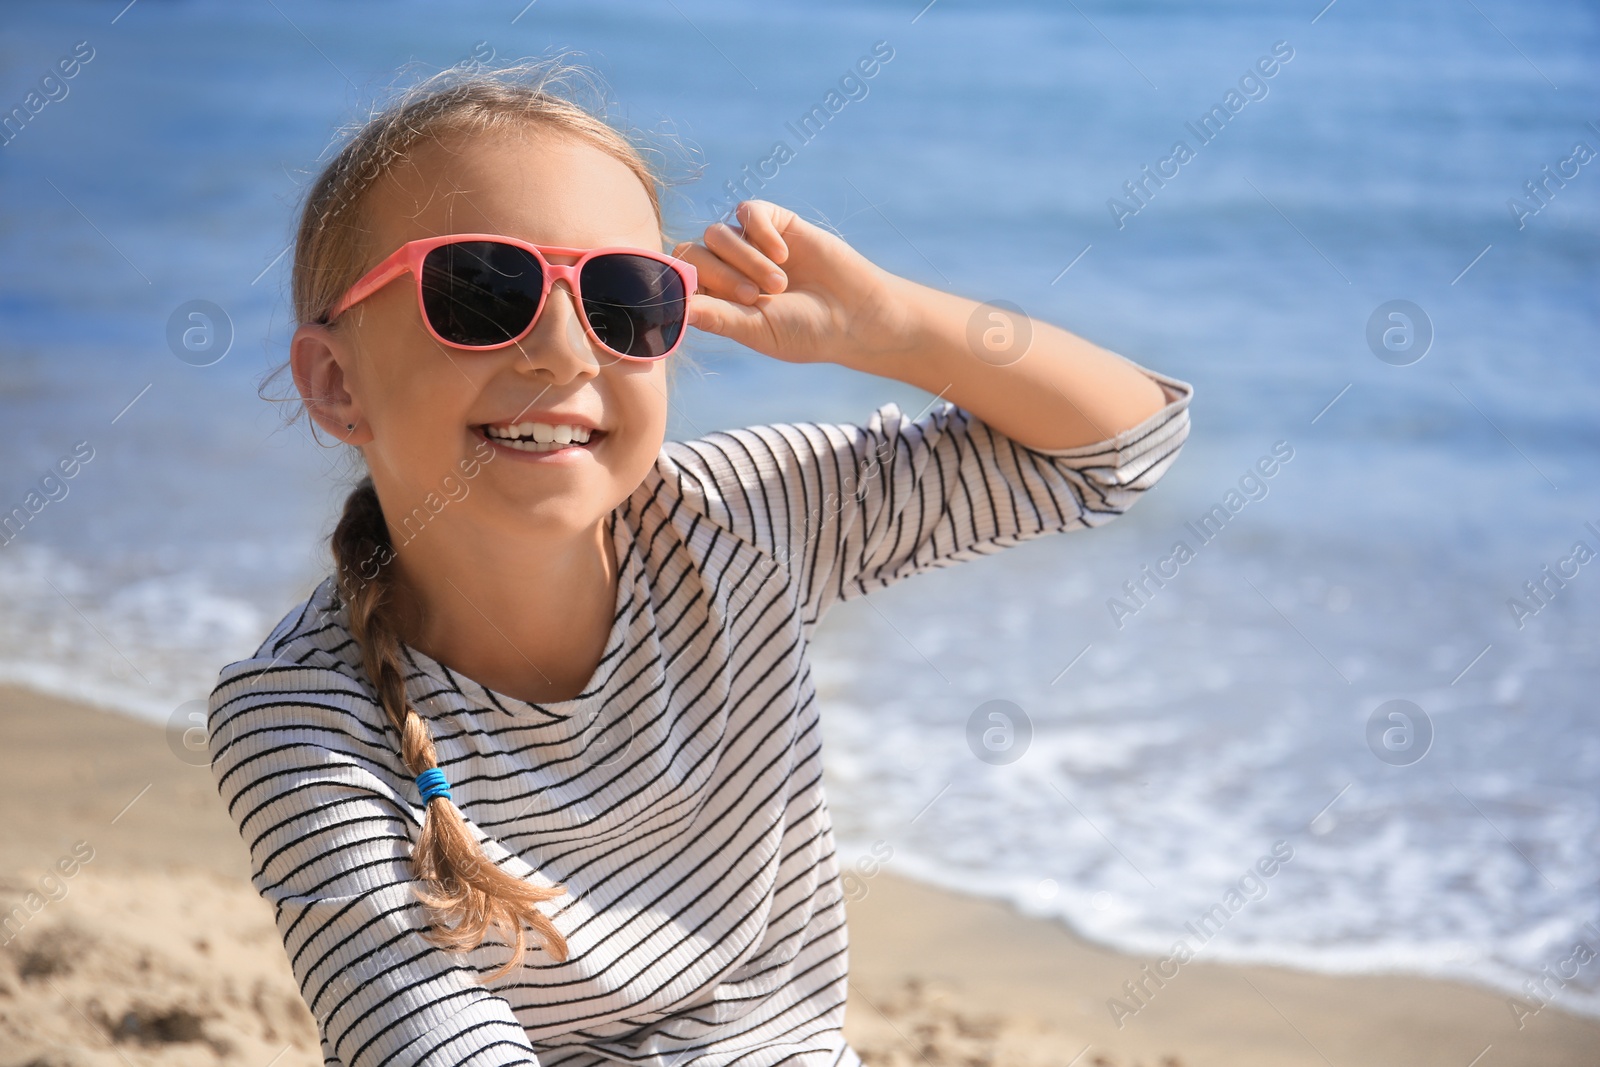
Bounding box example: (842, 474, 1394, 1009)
(1, 683, 1594, 1066)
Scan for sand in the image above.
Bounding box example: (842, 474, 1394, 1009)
(1, 683, 1595, 1066)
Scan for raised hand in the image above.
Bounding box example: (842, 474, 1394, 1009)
(672, 199, 917, 366)
(674, 199, 1171, 454)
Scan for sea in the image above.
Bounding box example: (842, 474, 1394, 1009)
(2, 0, 1597, 1023)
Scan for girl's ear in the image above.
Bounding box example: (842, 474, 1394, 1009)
(291, 323, 372, 445)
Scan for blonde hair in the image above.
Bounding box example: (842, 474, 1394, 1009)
(285, 55, 695, 983)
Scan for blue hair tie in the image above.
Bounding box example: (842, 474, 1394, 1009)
(416, 767, 452, 805)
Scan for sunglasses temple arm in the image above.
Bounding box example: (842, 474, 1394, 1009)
(327, 248, 415, 321)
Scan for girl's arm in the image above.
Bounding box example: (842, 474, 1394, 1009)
(844, 274, 1169, 452)
(676, 198, 1170, 451)
(661, 376, 1191, 622)
(208, 641, 546, 1067)
(668, 199, 1192, 620)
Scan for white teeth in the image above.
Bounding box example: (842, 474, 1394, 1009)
(484, 422, 599, 449)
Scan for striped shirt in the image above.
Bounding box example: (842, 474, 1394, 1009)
(207, 364, 1193, 1067)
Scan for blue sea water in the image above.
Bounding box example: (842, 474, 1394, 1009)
(1, 0, 1597, 1023)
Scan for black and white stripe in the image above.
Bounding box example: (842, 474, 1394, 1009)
(208, 366, 1193, 1066)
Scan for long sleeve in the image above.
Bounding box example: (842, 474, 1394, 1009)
(207, 645, 544, 1067)
(660, 361, 1193, 622)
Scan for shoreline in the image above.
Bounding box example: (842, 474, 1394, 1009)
(2, 683, 1595, 1065)
(841, 844, 1600, 1029)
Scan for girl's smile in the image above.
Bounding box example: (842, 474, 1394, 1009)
(475, 414, 607, 460)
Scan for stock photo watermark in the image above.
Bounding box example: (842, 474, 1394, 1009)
(965, 699, 1032, 765)
(166, 299, 234, 367)
(1108, 840, 1296, 1028)
(1506, 136, 1594, 231)
(1365, 698, 1433, 767)
(0, 440, 96, 550)
(1107, 440, 1295, 629)
(1365, 299, 1433, 366)
(1, 40, 96, 148)
(730, 431, 900, 609)
(964, 299, 1032, 367)
(704, 40, 896, 222)
(1, 840, 96, 947)
(1507, 920, 1600, 1030)
(1505, 521, 1598, 630)
(1108, 40, 1295, 230)
(576, 705, 635, 769)
(167, 699, 212, 768)
(840, 839, 895, 903)
(339, 438, 497, 589)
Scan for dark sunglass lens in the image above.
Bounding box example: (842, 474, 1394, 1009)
(420, 241, 543, 346)
(578, 254, 688, 359)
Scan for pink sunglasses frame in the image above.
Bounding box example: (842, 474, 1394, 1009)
(323, 233, 700, 361)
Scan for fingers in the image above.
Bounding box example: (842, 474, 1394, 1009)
(670, 200, 801, 310)
(684, 290, 768, 350)
(674, 239, 762, 305)
(735, 200, 790, 266)
(705, 219, 788, 294)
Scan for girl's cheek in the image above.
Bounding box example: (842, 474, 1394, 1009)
(639, 400, 670, 452)
(609, 366, 667, 428)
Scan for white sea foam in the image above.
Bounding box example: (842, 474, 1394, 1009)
(0, 542, 276, 725)
(817, 511, 1600, 1022)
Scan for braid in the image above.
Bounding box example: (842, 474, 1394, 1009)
(331, 477, 570, 980)
(283, 57, 685, 983)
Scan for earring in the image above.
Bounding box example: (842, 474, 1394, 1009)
(345, 423, 355, 431)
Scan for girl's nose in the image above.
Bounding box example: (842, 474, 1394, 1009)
(518, 280, 605, 381)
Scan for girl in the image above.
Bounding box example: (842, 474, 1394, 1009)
(207, 59, 1192, 1067)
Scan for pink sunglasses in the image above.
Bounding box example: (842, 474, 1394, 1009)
(323, 233, 699, 361)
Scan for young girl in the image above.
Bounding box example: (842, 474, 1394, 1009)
(207, 60, 1192, 1067)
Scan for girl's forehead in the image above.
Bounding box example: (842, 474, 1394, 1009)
(364, 126, 660, 251)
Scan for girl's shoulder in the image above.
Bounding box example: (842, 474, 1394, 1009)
(227, 575, 362, 677)
(208, 576, 385, 735)
(206, 576, 410, 811)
